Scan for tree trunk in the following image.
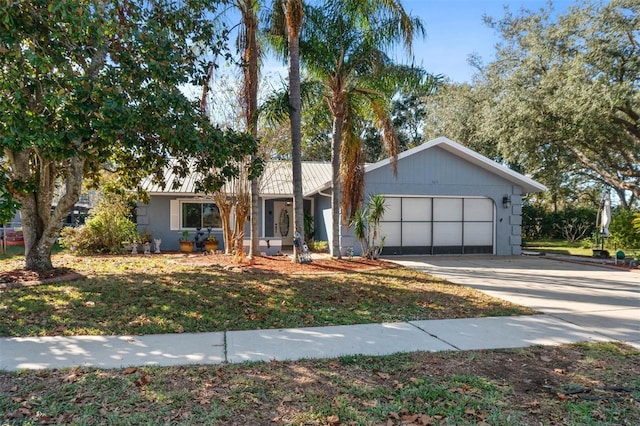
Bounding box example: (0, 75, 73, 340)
(13, 152, 85, 271)
(250, 178, 260, 257)
(284, 0, 304, 263)
(331, 114, 343, 259)
(239, 0, 261, 259)
(214, 192, 233, 254)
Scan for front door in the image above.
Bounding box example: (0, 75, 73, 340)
(273, 201, 294, 246)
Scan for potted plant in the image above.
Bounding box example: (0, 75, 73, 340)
(179, 230, 193, 253)
(204, 234, 219, 252)
(139, 230, 153, 254)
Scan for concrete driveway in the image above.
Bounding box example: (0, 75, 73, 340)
(388, 255, 640, 349)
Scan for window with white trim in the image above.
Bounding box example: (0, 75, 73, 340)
(170, 200, 222, 230)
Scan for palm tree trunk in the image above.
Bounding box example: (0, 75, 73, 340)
(331, 114, 343, 259)
(283, 0, 304, 263)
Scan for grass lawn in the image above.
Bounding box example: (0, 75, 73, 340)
(524, 239, 640, 257)
(1, 342, 638, 425)
(0, 253, 533, 337)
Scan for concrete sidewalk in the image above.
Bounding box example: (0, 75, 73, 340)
(0, 314, 611, 371)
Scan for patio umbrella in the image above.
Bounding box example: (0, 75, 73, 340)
(600, 191, 611, 238)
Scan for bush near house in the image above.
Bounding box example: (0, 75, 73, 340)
(609, 207, 640, 249)
(59, 193, 138, 254)
(522, 205, 597, 241)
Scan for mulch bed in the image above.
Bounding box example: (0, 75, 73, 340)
(174, 252, 398, 275)
(0, 267, 85, 290)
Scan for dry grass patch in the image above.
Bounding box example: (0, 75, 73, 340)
(0, 254, 534, 337)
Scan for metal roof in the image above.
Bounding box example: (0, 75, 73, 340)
(141, 161, 332, 197)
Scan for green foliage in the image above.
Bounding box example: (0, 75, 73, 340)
(522, 204, 597, 241)
(296, 0, 433, 244)
(138, 229, 153, 244)
(59, 193, 137, 254)
(304, 210, 315, 242)
(476, 1, 640, 204)
(307, 240, 329, 253)
(0, 0, 260, 270)
(350, 194, 387, 259)
(0, 170, 21, 224)
(609, 208, 640, 249)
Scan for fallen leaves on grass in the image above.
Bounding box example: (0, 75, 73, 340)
(135, 373, 153, 387)
(0, 254, 534, 337)
(2, 343, 637, 426)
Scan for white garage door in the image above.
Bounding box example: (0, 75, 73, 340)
(380, 196, 495, 255)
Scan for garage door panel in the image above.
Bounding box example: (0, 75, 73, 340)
(380, 222, 401, 246)
(463, 222, 493, 246)
(433, 198, 462, 221)
(402, 198, 432, 221)
(433, 246, 463, 255)
(383, 197, 402, 222)
(402, 222, 432, 246)
(433, 222, 462, 245)
(463, 245, 493, 254)
(464, 198, 494, 221)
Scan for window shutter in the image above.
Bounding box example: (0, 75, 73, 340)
(170, 200, 179, 230)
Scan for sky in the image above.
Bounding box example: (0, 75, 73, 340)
(398, 0, 577, 83)
(260, 0, 579, 84)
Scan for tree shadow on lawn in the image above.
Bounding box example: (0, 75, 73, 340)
(0, 267, 534, 338)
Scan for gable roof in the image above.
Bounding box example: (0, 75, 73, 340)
(363, 136, 547, 193)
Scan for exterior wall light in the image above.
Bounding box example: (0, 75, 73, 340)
(502, 195, 512, 209)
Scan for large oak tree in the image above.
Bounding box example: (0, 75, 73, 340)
(1, 0, 259, 271)
(479, 0, 640, 206)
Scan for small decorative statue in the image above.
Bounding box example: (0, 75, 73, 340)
(143, 242, 151, 254)
(154, 238, 162, 253)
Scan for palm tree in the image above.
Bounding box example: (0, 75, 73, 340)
(300, 0, 427, 258)
(268, 0, 305, 262)
(284, 0, 305, 263)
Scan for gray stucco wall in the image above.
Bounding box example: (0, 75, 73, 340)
(136, 196, 228, 252)
(313, 194, 332, 241)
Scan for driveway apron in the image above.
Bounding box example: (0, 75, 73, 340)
(388, 255, 640, 349)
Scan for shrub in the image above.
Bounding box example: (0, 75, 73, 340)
(522, 204, 597, 241)
(59, 193, 138, 254)
(307, 240, 329, 253)
(304, 211, 315, 242)
(609, 208, 640, 249)
(350, 194, 386, 259)
(633, 212, 640, 233)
